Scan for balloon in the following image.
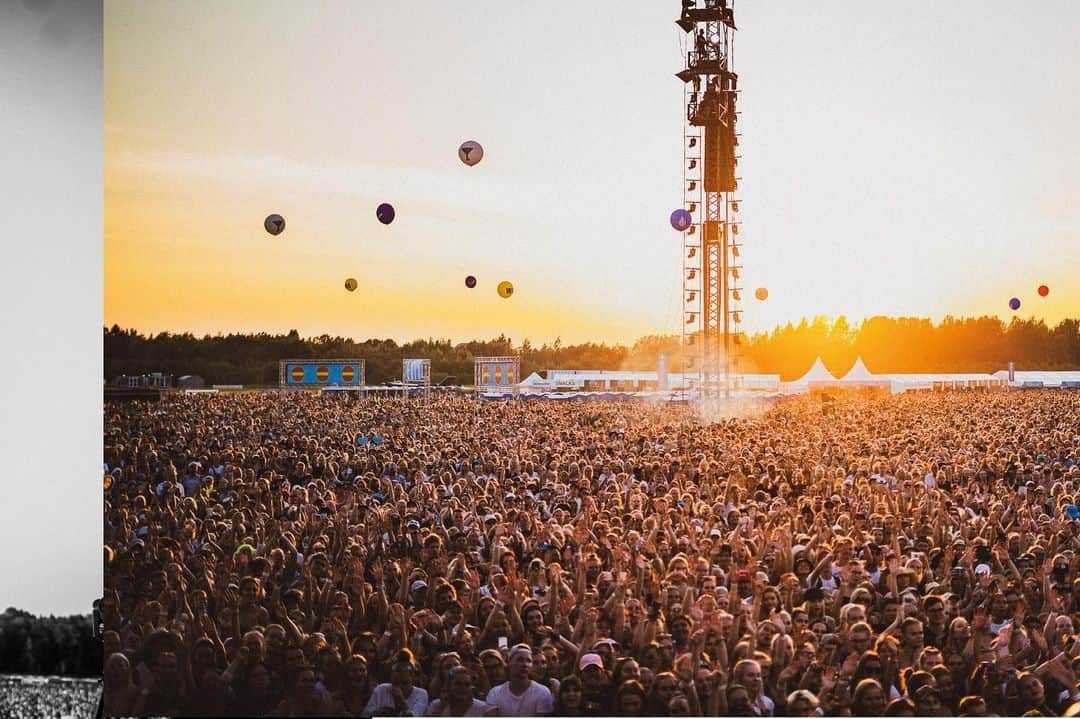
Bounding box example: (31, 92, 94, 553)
(670, 209, 692, 231)
(376, 203, 395, 225)
(465, 275, 477, 288)
(458, 140, 484, 166)
(345, 278, 358, 292)
(264, 213, 285, 236)
(1009, 297, 1021, 311)
(355, 435, 369, 446)
(372, 434, 383, 445)
(1038, 285, 1050, 297)
(497, 281, 514, 299)
(754, 287, 769, 301)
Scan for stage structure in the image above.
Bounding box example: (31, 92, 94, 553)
(279, 359, 365, 387)
(403, 358, 431, 393)
(676, 0, 743, 400)
(474, 356, 520, 396)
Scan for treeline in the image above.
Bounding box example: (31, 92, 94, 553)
(104, 315, 1079, 385)
(0, 608, 100, 677)
(744, 315, 1080, 379)
(103, 327, 640, 386)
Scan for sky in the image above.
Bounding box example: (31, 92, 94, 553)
(104, 1, 1080, 346)
(1, 0, 102, 616)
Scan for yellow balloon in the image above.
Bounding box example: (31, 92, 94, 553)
(754, 287, 769, 301)
(345, 278, 358, 292)
(497, 281, 514, 299)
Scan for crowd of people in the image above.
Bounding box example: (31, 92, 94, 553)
(100, 388, 1080, 716)
(0, 677, 101, 719)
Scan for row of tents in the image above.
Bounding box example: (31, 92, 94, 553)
(784, 357, 1080, 394)
(498, 361, 1080, 401)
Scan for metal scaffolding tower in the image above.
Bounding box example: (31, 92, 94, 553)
(676, 0, 742, 402)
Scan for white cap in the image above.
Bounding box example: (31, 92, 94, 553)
(975, 563, 991, 575)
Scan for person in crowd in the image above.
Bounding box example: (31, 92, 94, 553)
(102, 652, 137, 716)
(484, 644, 554, 716)
(364, 649, 430, 716)
(426, 666, 498, 717)
(553, 675, 584, 716)
(333, 654, 374, 716)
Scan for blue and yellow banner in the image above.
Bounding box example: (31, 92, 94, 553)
(280, 359, 364, 386)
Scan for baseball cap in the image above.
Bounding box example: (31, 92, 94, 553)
(579, 653, 605, 671)
(509, 644, 532, 660)
(410, 580, 428, 592)
(975, 564, 991, 575)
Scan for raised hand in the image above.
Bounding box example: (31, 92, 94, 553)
(691, 627, 708, 655)
(820, 664, 838, 693)
(1031, 627, 1049, 653)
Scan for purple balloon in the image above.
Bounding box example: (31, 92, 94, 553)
(670, 209, 692, 231)
(465, 275, 477, 288)
(376, 203, 395, 225)
(1009, 297, 1021, 311)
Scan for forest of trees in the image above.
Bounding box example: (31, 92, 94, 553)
(104, 315, 1080, 385)
(0, 608, 100, 677)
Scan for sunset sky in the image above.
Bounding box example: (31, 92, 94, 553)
(105, 1, 1080, 345)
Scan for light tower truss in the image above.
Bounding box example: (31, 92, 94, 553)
(676, 0, 742, 401)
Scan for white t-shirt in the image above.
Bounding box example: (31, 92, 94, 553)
(485, 681, 554, 717)
(752, 693, 775, 717)
(426, 698, 498, 716)
(364, 683, 430, 717)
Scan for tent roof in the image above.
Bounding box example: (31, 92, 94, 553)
(840, 357, 876, 382)
(790, 357, 837, 385)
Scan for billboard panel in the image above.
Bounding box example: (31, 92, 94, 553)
(279, 359, 365, 387)
(475, 356, 520, 393)
(403, 359, 431, 384)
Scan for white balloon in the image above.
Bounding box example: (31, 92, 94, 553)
(458, 140, 484, 166)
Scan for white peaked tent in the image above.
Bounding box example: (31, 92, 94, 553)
(782, 357, 838, 393)
(838, 357, 892, 389)
(795, 357, 838, 383)
(517, 372, 552, 392)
